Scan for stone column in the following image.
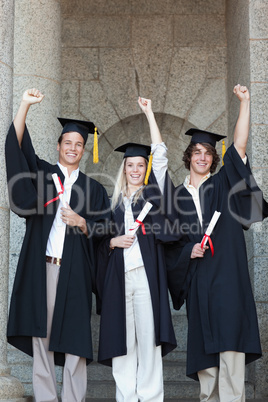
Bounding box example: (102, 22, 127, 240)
(249, 0, 268, 398)
(227, 0, 268, 398)
(13, 0, 62, 159)
(0, 0, 25, 400)
(7, 0, 62, 397)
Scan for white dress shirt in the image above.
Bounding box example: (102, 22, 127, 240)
(183, 174, 211, 225)
(46, 162, 79, 259)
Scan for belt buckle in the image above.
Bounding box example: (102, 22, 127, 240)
(55, 257, 61, 266)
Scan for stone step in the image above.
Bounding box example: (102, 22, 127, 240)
(23, 399, 268, 402)
(87, 360, 191, 382)
(19, 380, 260, 401)
(85, 379, 199, 399)
(7, 348, 263, 401)
(85, 378, 255, 400)
(9, 357, 191, 386)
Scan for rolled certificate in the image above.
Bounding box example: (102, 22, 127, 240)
(201, 211, 221, 247)
(129, 201, 153, 235)
(52, 173, 66, 207)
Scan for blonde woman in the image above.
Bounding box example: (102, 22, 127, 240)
(97, 98, 176, 402)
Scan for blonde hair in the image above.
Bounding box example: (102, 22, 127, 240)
(111, 158, 147, 210)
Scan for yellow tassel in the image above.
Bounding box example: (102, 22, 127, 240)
(222, 140, 226, 165)
(144, 152, 153, 185)
(93, 127, 99, 164)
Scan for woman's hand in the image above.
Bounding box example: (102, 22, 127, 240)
(110, 235, 135, 249)
(190, 243, 208, 259)
(138, 97, 152, 115)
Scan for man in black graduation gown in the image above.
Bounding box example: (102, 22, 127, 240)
(165, 84, 268, 401)
(5, 88, 110, 402)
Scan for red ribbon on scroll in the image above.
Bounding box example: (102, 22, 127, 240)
(201, 234, 214, 257)
(44, 177, 64, 207)
(130, 219, 146, 235)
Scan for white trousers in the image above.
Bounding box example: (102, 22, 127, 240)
(198, 351, 246, 402)
(112, 266, 163, 402)
(32, 262, 87, 402)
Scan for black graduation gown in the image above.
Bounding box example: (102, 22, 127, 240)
(5, 123, 111, 366)
(96, 181, 177, 367)
(165, 144, 268, 380)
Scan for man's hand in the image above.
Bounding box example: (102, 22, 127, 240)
(14, 88, 45, 146)
(191, 243, 208, 259)
(22, 88, 45, 105)
(110, 235, 135, 249)
(61, 204, 88, 235)
(233, 84, 250, 103)
(233, 84, 250, 158)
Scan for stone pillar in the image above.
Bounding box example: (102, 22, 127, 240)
(0, 0, 25, 400)
(13, 0, 62, 159)
(227, 0, 268, 398)
(7, 0, 62, 398)
(248, 0, 268, 398)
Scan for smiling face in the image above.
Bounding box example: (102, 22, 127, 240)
(190, 143, 213, 177)
(124, 156, 147, 189)
(57, 131, 85, 170)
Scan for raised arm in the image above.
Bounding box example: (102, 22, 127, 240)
(138, 97, 162, 144)
(138, 97, 167, 193)
(233, 84, 250, 159)
(13, 88, 44, 147)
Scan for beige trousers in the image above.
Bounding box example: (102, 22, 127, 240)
(198, 351, 246, 402)
(32, 262, 87, 402)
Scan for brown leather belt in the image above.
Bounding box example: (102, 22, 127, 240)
(46, 256, 62, 266)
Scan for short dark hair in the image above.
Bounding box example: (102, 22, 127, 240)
(182, 143, 220, 174)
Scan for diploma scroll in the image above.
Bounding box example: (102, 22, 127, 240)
(201, 211, 221, 256)
(129, 201, 153, 235)
(52, 173, 67, 208)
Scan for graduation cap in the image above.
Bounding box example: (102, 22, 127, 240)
(185, 128, 226, 148)
(114, 142, 151, 160)
(58, 118, 99, 163)
(186, 128, 227, 163)
(114, 142, 152, 185)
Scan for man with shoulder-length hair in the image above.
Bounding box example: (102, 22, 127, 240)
(166, 85, 268, 401)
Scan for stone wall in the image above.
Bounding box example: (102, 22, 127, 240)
(60, 0, 227, 192)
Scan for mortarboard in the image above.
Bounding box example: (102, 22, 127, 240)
(58, 118, 99, 163)
(114, 142, 152, 185)
(185, 128, 226, 148)
(114, 142, 151, 160)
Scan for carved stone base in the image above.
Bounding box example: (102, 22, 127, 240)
(0, 374, 25, 401)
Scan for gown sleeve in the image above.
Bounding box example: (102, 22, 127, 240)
(84, 180, 111, 301)
(144, 144, 182, 243)
(5, 123, 38, 217)
(223, 143, 268, 228)
(164, 239, 197, 309)
(84, 180, 111, 239)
